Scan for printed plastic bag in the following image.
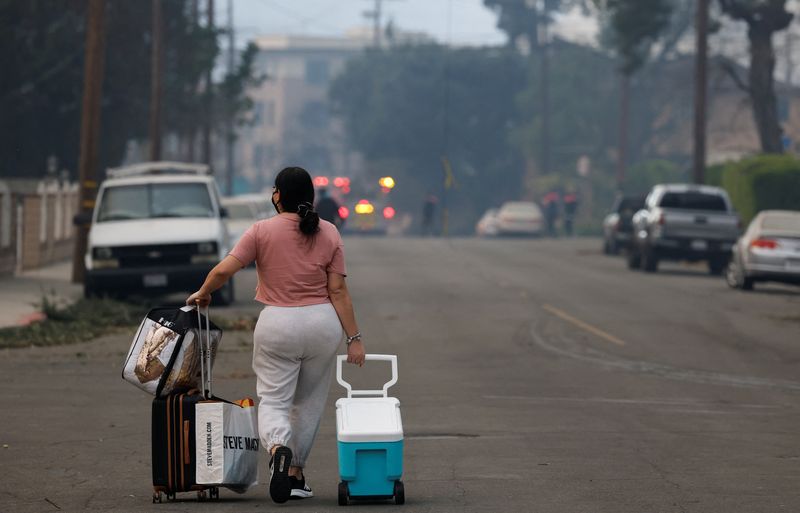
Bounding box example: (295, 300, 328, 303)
(195, 398, 260, 492)
(122, 306, 221, 396)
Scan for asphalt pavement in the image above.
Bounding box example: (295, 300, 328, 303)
(1, 237, 799, 512)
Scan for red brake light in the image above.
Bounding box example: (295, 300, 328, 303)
(383, 206, 396, 219)
(750, 238, 778, 250)
(313, 176, 329, 187)
(658, 213, 665, 225)
(338, 206, 349, 219)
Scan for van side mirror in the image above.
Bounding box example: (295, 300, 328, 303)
(220, 207, 229, 219)
(73, 211, 93, 226)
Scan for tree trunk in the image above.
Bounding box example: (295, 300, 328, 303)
(748, 28, 784, 153)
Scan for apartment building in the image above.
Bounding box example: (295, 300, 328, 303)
(238, 34, 371, 192)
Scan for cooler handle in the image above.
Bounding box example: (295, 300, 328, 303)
(336, 354, 398, 398)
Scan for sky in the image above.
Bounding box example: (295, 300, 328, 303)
(226, 0, 598, 47)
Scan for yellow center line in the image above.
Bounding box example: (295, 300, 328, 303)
(542, 304, 627, 347)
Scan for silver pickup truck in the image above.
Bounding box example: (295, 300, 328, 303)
(628, 184, 740, 274)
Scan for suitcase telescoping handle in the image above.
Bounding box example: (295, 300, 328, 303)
(336, 354, 398, 398)
(195, 305, 213, 400)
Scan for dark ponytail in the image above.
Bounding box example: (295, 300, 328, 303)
(274, 167, 320, 236)
(297, 201, 320, 236)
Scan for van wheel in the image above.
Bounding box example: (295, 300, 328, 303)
(212, 279, 234, 306)
(627, 248, 641, 270)
(642, 248, 659, 273)
(84, 284, 101, 299)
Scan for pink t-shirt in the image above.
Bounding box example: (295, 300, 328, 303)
(229, 213, 347, 307)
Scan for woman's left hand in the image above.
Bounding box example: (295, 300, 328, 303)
(186, 290, 211, 308)
(347, 340, 366, 367)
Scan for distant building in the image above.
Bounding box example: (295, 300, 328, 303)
(238, 29, 433, 192)
(236, 33, 365, 192)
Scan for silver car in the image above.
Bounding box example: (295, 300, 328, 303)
(726, 210, 800, 290)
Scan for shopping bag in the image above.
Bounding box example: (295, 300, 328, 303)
(122, 306, 221, 397)
(195, 398, 260, 492)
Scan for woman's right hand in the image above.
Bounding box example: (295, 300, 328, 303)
(347, 340, 366, 367)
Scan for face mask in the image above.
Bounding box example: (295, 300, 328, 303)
(271, 190, 280, 214)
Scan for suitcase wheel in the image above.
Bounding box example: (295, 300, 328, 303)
(167, 491, 176, 502)
(197, 490, 207, 501)
(152, 492, 162, 504)
(210, 487, 220, 500)
(338, 481, 349, 506)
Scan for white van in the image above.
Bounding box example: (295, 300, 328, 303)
(83, 162, 234, 304)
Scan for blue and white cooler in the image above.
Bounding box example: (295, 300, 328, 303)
(335, 354, 405, 506)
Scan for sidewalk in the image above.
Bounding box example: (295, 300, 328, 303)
(0, 260, 81, 328)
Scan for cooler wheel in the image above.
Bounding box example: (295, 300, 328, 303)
(394, 480, 405, 505)
(338, 481, 349, 506)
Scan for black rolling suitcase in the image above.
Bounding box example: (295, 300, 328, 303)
(151, 307, 220, 503)
(151, 391, 219, 502)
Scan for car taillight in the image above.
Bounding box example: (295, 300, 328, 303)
(338, 206, 349, 219)
(383, 206, 396, 219)
(750, 238, 778, 250)
(658, 213, 665, 225)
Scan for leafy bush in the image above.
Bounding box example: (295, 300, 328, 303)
(0, 296, 141, 349)
(0, 296, 258, 349)
(714, 154, 800, 223)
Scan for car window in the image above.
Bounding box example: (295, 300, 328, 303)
(97, 183, 214, 222)
(618, 197, 644, 212)
(658, 192, 727, 211)
(761, 214, 800, 232)
(225, 203, 255, 219)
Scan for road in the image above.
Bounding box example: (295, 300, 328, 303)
(1, 237, 799, 512)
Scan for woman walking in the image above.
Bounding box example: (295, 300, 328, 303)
(186, 166, 366, 503)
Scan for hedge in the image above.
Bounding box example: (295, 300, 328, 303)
(709, 154, 800, 223)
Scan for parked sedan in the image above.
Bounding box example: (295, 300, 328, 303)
(602, 194, 645, 255)
(495, 201, 544, 237)
(726, 210, 800, 290)
(475, 208, 499, 237)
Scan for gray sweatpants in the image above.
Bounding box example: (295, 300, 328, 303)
(252, 302, 343, 467)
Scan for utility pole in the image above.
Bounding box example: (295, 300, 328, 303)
(617, 74, 630, 189)
(693, 0, 709, 184)
(202, 0, 215, 166)
(539, 9, 551, 176)
(149, 0, 164, 161)
(72, 0, 107, 284)
(225, 0, 235, 195)
(363, 0, 401, 48)
(373, 0, 381, 47)
(187, 0, 199, 161)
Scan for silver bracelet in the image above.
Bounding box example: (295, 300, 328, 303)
(346, 332, 362, 345)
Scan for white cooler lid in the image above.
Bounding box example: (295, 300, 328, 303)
(336, 397, 403, 443)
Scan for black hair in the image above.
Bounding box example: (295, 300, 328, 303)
(274, 166, 320, 236)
